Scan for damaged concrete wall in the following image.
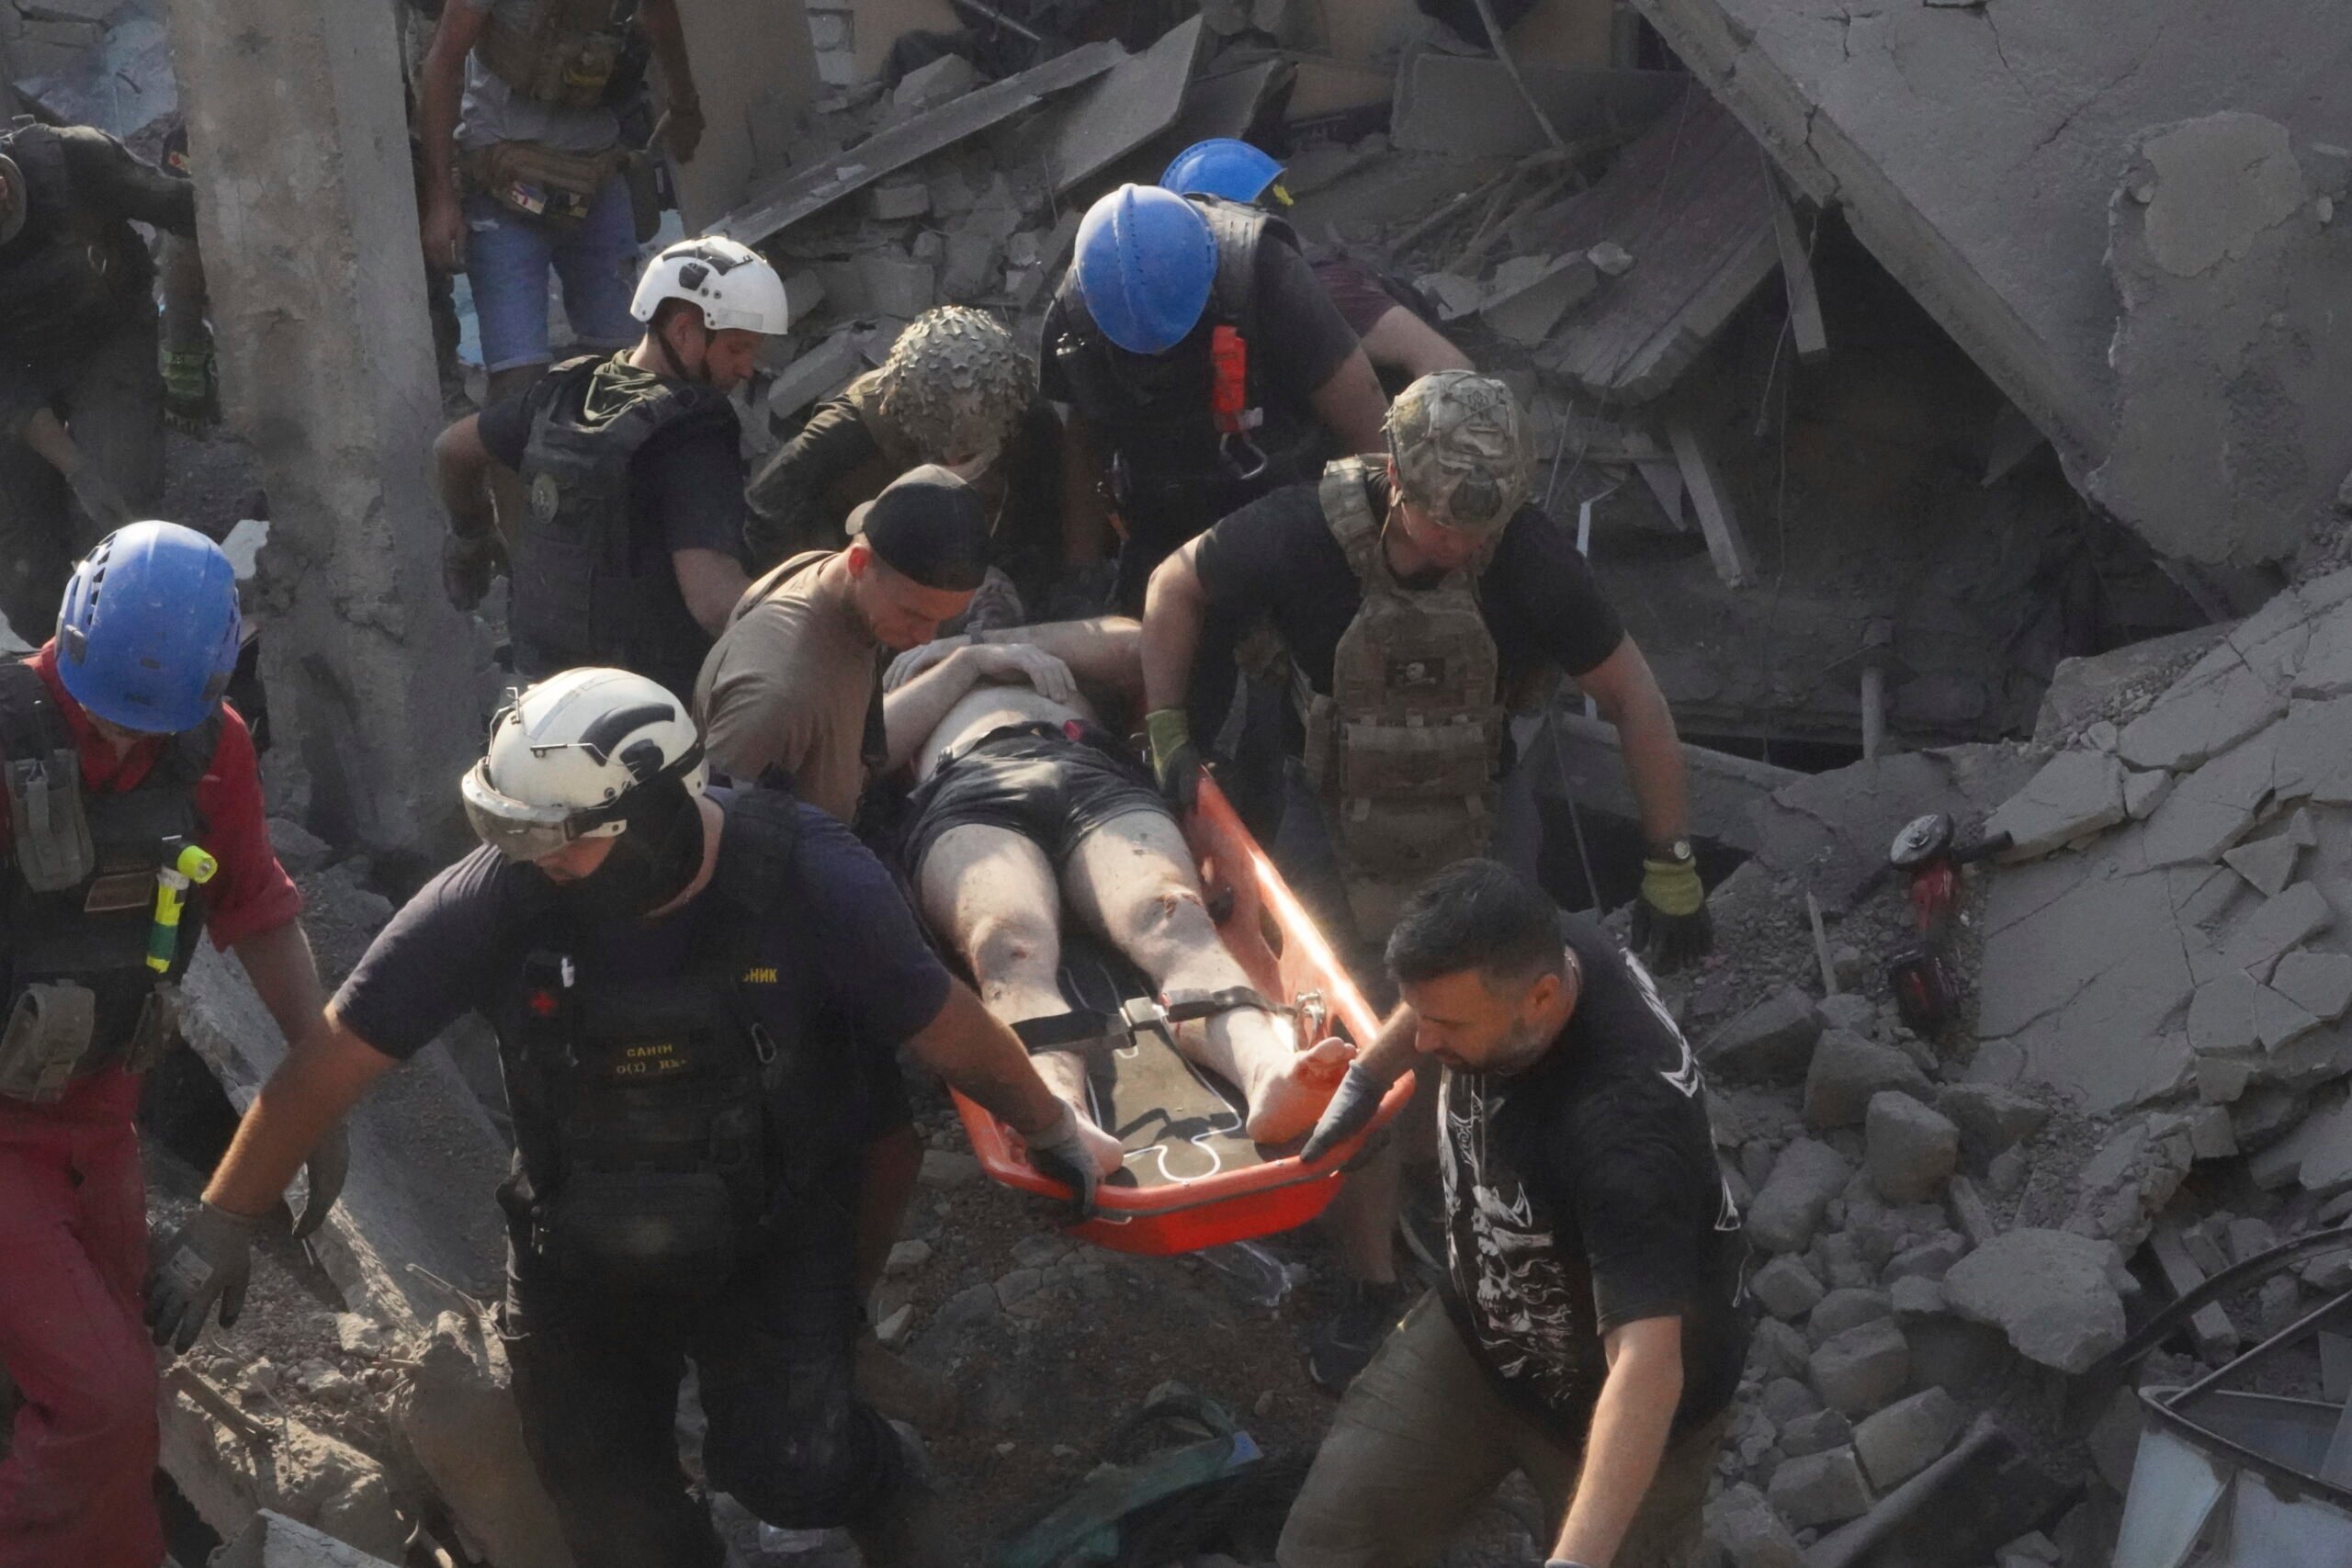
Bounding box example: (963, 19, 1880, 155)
(164, 0, 480, 861)
(671, 0, 818, 232)
(1626, 0, 2352, 567)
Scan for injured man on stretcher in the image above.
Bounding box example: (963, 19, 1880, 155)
(878, 618, 1354, 1145)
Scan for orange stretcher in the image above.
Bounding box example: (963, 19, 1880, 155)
(951, 777, 1415, 1255)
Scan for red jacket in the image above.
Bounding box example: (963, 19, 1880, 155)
(15, 642, 300, 951)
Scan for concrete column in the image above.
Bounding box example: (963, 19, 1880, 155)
(164, 0, 477, 863)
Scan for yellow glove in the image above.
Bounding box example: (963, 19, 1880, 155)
(1144, 707, 1204, 811)
(1632, 845, 1711, 967)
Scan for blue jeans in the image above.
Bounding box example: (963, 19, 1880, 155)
(463, 175, 639, 373)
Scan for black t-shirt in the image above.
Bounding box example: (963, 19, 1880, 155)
(1193, 468, 1627, 694)
(1439, 913, 1749, 1438)
(1037, 228, 1360, 417)
(333, 794, 951, 1077)
(480, 376, 751, 570)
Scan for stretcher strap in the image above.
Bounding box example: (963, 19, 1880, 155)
(1012, 1009, 1127, 1056)
(1159, 987, 1290, 1023)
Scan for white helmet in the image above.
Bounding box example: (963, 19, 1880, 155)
(629, 237, 791, 335)
(460, 668, 707, 862)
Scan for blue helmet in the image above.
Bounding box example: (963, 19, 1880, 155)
(1160, 139, 1284, 206)
(55, 521, 241, 734)
(1073, 185, 1217, 355)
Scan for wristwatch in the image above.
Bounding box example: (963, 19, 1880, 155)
(1650, 838, 1694, 864)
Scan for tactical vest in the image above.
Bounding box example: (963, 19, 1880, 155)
(475, 0, 639, 108)
(1297, 458, 1502, 937)
(509, 354, 740, 703)
(1047, 196, 1323, 547)
(494, 789, 839, 1294)
(0, 662, 215, 1102)
(0, 125, 140, 357)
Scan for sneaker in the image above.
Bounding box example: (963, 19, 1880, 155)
(1305, 1280, 1411, 1392)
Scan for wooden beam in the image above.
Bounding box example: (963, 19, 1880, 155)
(1666, 418, 1755, 586)
(1767, 175, 1829, 359)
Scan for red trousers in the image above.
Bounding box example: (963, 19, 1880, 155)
(0, 1066, 163, 1568)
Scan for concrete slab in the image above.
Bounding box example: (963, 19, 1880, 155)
(2187, 971, 2265, 1055)
(213, 1508, 401, 1568)
(1626, 0, 2352, 568)
(1984, 750, 2126, 862)
(1942, 1229, 2126, 1374)
(1046, 16, 1206, 193)
(2204, 881, 2335, 980)
(2117, 658, 2287, 774)
(2268, 697, 2352, 801)
(2255, 981, 2324, 1053)
(2273, 950, 2352, 1021)
(2224, 833, 2305, 897)
(2124, 768, 2176, 821)
(2138, 729, 2278, 868)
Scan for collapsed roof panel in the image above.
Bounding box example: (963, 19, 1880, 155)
(1628, 0, 2352, 567)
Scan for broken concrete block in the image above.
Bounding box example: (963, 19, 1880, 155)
(1479, 254, 1597, 345)
(1889, 1275, 1947, 1319)
(1984, 750, 2126, 861)
(2187, 1103, 2239, 1160)
(1883, 1232, 1967, 1283)
(1808, 1288, 1894, 1347)
(1934, 1083, 2048, 1161)
(2207, 883, 2335, 978)
(1852, 1387, 1964, 1491)
(394, 1311, 572, 1568)
(1751, 1255, 1827, 1321)
(2140, 729, 2278, 866)
(1768, 1445, 1874, 1529)
(859, 251, 937, 318)
(1807, 1318, 1910, 1417)
(893, 51, 978, 112)
(1702, 984, 1823, 1080)
(2188, 970, 2266, 1054)
(2256, 982, 2323, 1051)
(2273, 949, 2352, 1021)
(1942, 1229, 2126, 1373)
(1752, 1317, 1812, 1381)
(161, 1393, 408, 1562)
(2262, 696, 2352, 799)
(1781, 1406, 1854, 1460)
(214, 1511, 401, 1568)
(1705, 1483, 1805, 1568)
(939, 228, 1005, 302)
(1417, 271, 1485, 321)
(1804, 1031, 1934, 1131)
(2117, 660, 2287, 773)
(2123, 767, 2175, 819)
(1815, 993, 1876, 1034)
(1866, 1092, 1960, 1204)
(864, 177, 932, 220)
(768, 332, 863, 420)
(1747, 1138, 1853, 1254)
(2068, 1115, 2194, 1249)
(2224, 833, 2304, 897)
(1589, 240, 1635, 276)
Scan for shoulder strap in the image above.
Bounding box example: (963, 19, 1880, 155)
(711, 787, 802, 922)
(1193, 196, 1266, 341)
(1317, 457, 1385, 583)
(0, 661, 72, 764)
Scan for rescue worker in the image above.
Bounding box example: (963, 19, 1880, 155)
(436, 236, 786, 704)
(1139, 371, 1713, 1383)
(418, 0, 704, 411)
(1044, 181, 1388, 613)
(1160, 139, 1475, 392)
(744, 307, 1066, 621)
(0, 122, 195, 646)
(1, 522, 339, 1567)
(147, 667, 1124, 1568)
(1280, 861, 1746, 1568)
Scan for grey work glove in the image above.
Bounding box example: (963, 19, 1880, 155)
(147, 1201, 266, 1354)
(291, 1122, 349, 1242)
(442, 528, 502, 612)
(1023, 1098, 1101, 1224)
(1299, 1063, 1387, 1165)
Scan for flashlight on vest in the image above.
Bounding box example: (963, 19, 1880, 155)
(148, 839, 218, 973)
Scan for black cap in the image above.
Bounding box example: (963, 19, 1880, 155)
(846, 464, 989, 592)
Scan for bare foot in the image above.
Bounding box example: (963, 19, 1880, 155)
(1244, 1036, 1357, 1145)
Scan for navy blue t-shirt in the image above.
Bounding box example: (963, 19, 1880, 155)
(332, 794, 951, 1074)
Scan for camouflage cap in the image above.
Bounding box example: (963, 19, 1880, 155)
(874, 307, 1035, 465)
(1384, 370, 1532, 535)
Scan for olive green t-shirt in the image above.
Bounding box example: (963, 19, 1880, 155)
(693, 552, 881, 823)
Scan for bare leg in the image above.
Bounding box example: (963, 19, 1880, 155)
(917, 823, 1095, 1117)
(1063, 810, 1351, 1143)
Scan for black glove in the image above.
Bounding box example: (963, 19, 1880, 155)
(291, 1122, 349, 1242)
(1630, 850, 1713, 970)
(1299, 1063, 1388, 1165)
(1023, 1100, 1100, 1223)
(443, 528, 501, 612)
(147, 1201, 264, 1354)
(1145, 706, 1204, 814)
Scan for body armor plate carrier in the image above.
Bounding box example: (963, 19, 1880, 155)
(0, 124, 142, 363)
(0, 661, 214, 1102)
(496, 791, 838, 1295)
(1047, 197, 1322, 542)
(1296, 458, 1502, 936)
(510, 354, 740, 702)
(475, 0, 639, 109)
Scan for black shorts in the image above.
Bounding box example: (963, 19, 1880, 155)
(901, 723, 1169, 880)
